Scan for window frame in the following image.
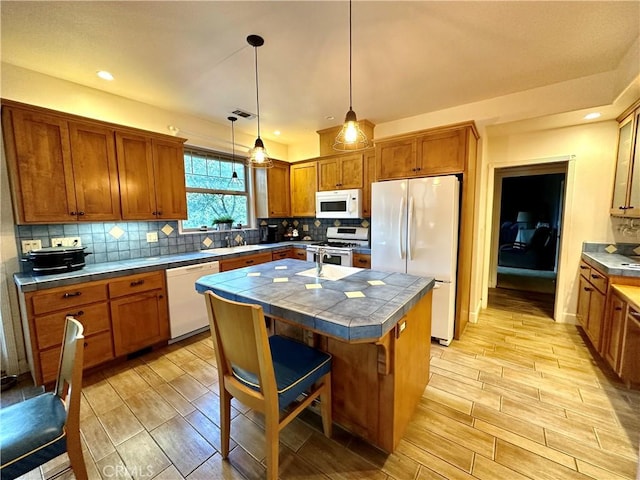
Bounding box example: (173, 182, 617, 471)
(179, 146, 254, 233)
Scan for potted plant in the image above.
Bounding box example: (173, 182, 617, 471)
(213, 215, 234, 230)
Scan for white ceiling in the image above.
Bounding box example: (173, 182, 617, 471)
(2, 1, 639, 149)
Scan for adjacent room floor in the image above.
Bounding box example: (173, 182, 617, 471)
(3, 297, 638, 480)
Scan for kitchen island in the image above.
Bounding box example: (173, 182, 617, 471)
(195, 258, 434, 452)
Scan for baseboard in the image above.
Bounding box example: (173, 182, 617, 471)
(556, 311, 578, 324)
(469, 299, 482, 324)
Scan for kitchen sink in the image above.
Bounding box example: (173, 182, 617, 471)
(200, 245, 264, 255)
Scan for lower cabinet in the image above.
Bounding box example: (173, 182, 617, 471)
(22, 270, 169, 385)
(603, 285, 640, 385)
(109, 271, 169, 356)
(353, 253, 371, 269)
(271, 248, 292, 261)
(576, 261, 607, 350)
(292, 247, 308, 261)
(219, 252, 273, 271)
(603, 290, 626, 371)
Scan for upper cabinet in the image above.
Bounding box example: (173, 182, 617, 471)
(611, 100, 640, 217)
(255, 159, 291, 218)
(318, 153, 364, 191)
(117, 133, 187, 220)
(1, 100, 186, 224)
(290, 161, 317, 217)
(375, 126, 468, 180)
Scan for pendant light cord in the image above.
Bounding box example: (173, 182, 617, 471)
(254, 45, 261, 138)
(349, 0, 353, 111)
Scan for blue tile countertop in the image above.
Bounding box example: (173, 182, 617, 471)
(14, 242, 320, 292)
(581, 252, 640, 278)
(195, 258, 434, 343)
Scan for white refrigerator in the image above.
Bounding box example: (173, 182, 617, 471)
(371, 176, 459, 346)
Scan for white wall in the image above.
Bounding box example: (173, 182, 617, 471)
(482, 122, 619, 323)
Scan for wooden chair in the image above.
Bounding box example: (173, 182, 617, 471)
(0, 317, 87, 480)
(204, 290, 332, 480)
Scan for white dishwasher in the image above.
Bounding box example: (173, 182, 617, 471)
(166, 261, 219, 343)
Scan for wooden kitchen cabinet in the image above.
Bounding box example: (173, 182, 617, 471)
(318, 153, 363, 191)
(292, 247, 307, 260)
(2, 104, 121, 223)
(603, 289, 627, 372)
(610, 99, 640, 217)
(219, 252, 273, 271)
(23, 280, 114, 384)
(576, 261, 607, 350)
(109, 271, 169, 356)
(353, 253, 371, 269)
(290, 161, 318, 217)
(375, 125, 468, 181)
(362, 148, 376, 217)
(117, 133, 187, 220)
(604, 284, 640, 385)
(271, 247, 292, 261)
(255, 159, 290, 218)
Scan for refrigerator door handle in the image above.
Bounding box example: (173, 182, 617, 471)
(408, 195, 414, 260)
(399, 196, 406, 259)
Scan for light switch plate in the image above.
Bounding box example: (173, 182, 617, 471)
(21, 239, 42, 254)
(51, 237, 82, 247)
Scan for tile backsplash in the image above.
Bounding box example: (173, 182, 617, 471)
(14, 217, 371, 272)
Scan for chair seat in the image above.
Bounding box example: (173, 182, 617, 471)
(232, 335, 332, 410)
(0, 393, 67, 479)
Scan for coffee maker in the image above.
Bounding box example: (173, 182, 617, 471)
(260, 225, 279, 243)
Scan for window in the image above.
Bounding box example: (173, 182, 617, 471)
(181, 148, 250, 230)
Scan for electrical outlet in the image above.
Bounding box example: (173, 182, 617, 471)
(146, 232, 159, 243)
(21, 239, 42, 254)
(51, 237, 82, 247)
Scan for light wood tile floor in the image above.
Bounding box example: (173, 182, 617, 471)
(4, 292, 639, 480)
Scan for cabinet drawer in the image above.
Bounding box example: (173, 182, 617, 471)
(220, 252, 273, 271)
(30, 283, 108, 316)
(588, 269, 608, 294)
(578, 261, 591, 279)
(39, 330, 114, 384)
(34, 303, 111, 350)
(109, 271, 164, 298)
(272, 249, 291, 261)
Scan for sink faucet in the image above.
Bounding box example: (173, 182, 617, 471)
(315, 247, 331, 276)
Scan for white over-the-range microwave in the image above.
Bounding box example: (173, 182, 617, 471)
(315, 189, 362, 219)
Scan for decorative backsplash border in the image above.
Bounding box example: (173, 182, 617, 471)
(582, 242, 640, 256)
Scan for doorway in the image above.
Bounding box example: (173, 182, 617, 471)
(489, 163, 567, 318)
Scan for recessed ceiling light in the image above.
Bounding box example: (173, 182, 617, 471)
(274, 130, 281, 136)
(325, 116, 335, 121)
(584, 112, 601, 120)
(96, 70, 114, 81)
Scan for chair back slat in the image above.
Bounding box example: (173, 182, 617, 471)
(55, 317, 84, 412)
(204, 291, 276, 399)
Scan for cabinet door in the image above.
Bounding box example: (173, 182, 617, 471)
(111, 289, 169, 356)
(375, 138, 416, 180)
(292, 248, 307, 260)
(268, 162, 291, 217)
(611, 113, 635, 214)
(219, 252, 272, 271)
(318, 157, 341, 191)
(116, 132, 157, 220)
(152, 138, 187, 220)
(362, 148, 376, 217)
(417, 129, 466, 175)
(290, 162, 318, 217)
(576, 275, 591, 328)
(620, 307, 640, 383)
(586, 289, 605, 350)
(68, 122, 121, 221)
(626, 111, 640, 216)
(603, 293, 626, 372)
(338, 153, 364, 190)
(4, 108, 77, 223)
(353, 253, 371, 269)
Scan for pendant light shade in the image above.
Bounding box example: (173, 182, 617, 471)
(247, 34, 273, 168)
(334, 0, 369, 152)
(228, 116, 242, 187)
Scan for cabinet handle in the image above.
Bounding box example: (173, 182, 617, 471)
(78, 211, 85, 216)
(69, 211, 77, 216)
(615, 306, 623, 311)
(583, 287, 593, 292)
(84, 342, 88, 347)
(158, 294, 164, 299)
(63, 292, 82, 298)
(130, 279, 145, 287)
(579, 265, 589, 270)
(66, 310, 84, 317)
(629, 206, 635, 209)
(591, 274, 602, 280)
(246, 260, 254, 264)
(152, 211, 162, 216)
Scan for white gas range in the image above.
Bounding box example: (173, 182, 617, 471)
(306, 226, 369, 267)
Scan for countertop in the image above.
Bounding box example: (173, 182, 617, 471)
(15, 241, 366, 292)
(610, 284, 640, 310)
(195, 258, 434, 342)
(581, 251, 640, 277)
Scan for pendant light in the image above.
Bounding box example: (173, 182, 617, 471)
(228, 116, 242, 187)
(247, 34, 273, 168)
(334, 0, 369, 152)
